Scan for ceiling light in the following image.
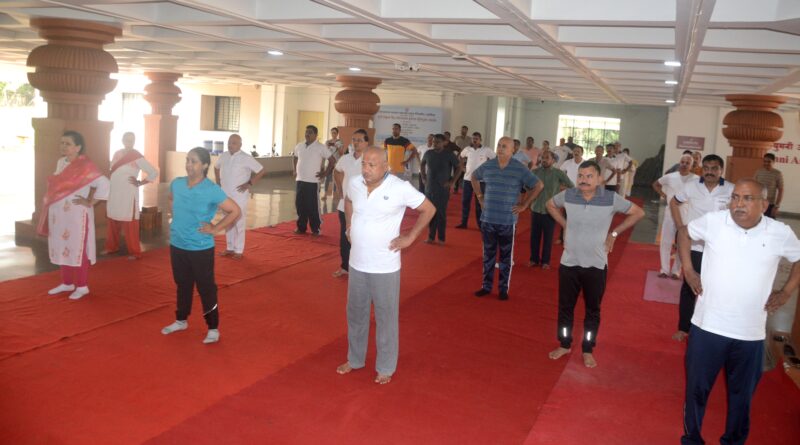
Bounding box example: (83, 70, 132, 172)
(267, 50, 283, 56)
(664, 61, 681, 67)
(665, 80, 678, 85)
(348, 67, 361, 72)
(665, 99, 676, 104)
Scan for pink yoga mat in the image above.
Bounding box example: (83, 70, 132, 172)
(642, 270, 681, 304)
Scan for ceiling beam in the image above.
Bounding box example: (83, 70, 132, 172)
(673, 0, 715, 105)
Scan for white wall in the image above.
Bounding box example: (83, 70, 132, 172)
(515, 99, 668, 161)
(665, 104, 800, 213)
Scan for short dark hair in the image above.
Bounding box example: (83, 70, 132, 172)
(63, 130, 86, 155)
(605, 143, 615, 150)
(189, 146, 211, 177)
(444, 131, 451, 137)
(682, 150, 693, 155)
(461, 125, 468, 130)
(702, 154, 724, 169)
(331, 127, 339, 133)
(579, 160, 601, 175)
(472, 131, 482, 139)
(434, 133, 445, 142)
(306, 125, 318, 135)
(764, 153, 776, 161)
(514, 139, 521, 145)
(353, 128, 369, 143)
(393, 123, 401, 129)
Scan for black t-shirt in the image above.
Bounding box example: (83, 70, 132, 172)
(422, 149, 459, 191)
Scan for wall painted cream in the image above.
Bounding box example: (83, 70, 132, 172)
(665, 105, 800, 213)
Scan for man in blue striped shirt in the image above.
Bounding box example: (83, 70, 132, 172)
(472, 136, 543, 300)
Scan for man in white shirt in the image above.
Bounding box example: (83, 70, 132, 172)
(331, 128, 369, 278)
(411, 134, 434, 193)
(105, 132, 158, 260)
(292, 125, 337, 236)
(652, 153, 696, 279)
(214, 134, 267, 259)
(560, 145, 584, 186)
(677, 179, 800, 445)
(336, 147, 435, 385)
(669, 154, 734, 342)
(456, 131, 495, 229)
(602, 143, 625, 192)
(552, 140, 571, 169)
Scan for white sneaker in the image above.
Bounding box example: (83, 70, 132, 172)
(48, 284, 75, 295)
(68, 286, 89, 300)
(161, 320, 188, 335)
(203, 329, 220, 344)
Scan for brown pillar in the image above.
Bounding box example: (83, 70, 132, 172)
(334, 75, 381, 146)
(19, 18, 121, 243)
(721, 94, 787, 182)
(143, 72, 182, 184)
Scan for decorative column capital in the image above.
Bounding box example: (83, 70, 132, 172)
(722, 94, 787, 158)
(144, 72, 182, 115)
(334, 75, 382, 129)
(26, 18, 121, 121)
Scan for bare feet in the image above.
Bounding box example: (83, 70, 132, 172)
(219, 250, 233, 257)
(332, 268, 348, 278)
(374, 374, 392, 385)
(336, 362, 355, 375)
(670, 274, 681, 280)
(657, 272, 668, 278)
(231, 253, 243, 260)
(672, 330, 688, 342)
(548, 347, 571, 360)
(582, 353, 597, 368)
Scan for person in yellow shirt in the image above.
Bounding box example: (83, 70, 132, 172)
(383, 123, 416, 178)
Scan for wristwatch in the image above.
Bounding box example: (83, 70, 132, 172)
(611, 231, 618, 238)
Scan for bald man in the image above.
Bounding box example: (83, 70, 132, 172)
(337, 147, 435, 384)
(215, 134, 267, 259)
(652, 153, 697, 279)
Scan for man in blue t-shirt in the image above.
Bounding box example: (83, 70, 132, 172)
(472, 136, 543, 300)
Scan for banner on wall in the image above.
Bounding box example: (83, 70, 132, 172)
(676, 135, 705, 150)
(374, 106, 443, 148)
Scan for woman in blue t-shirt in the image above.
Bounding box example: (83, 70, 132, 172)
(161, 147, 241, 344)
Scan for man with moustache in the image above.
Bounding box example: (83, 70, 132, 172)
(546, 160, 644, 368)
(336, 147, 435, 385)
(669, 154, 734, 342)
(653, 153, 696, 279)
(456, 132, 495, 229)
(331, 129, 369, 278)
(529, 150, 573, 269)
(472, 136, 543, 300)
(292, 125, 337, 236)
(421, 134, 463, 244)
(677, 179, 800, 445)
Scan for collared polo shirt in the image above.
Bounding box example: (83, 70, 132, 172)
(552, 187, 632, 269)
(293, 140, 330, 183)
(215, 150, 263, 198)
(170, 177, 228, 251)
(472, 158, 540, 226)
(657, 171, 697, 203)
(512, 150, 531, 168)
(347, 173, 426, 273)
(560, 158, 582, 185)
(674, 177, 734, 252)
(689, 210, 800, 340)
(460, 145, 496, 181)
(531, 166, 573, 214)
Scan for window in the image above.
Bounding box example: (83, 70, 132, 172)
(200, 95, 241, 131)
(214, 96, 240, 131)
(556, 115, 620, 149)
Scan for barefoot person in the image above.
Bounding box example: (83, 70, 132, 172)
(546, 160, 644, 367)
(40, 131, 110, 300)
(105, 131, 158, 260)
(336, 147, 435, 384)
(161, 147, 241, 344)
(678, 179, 800, 444)
(331, 128, 369, 278)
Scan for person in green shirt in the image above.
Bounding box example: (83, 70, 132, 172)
(529, 150, 573, 269)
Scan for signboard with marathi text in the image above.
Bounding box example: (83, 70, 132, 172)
(676, 135, 705, 151)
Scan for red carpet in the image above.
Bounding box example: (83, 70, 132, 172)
(0, 195, 797, 444)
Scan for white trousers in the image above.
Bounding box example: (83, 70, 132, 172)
(659, 209, 681, 275)
(225, 194, 249, 254)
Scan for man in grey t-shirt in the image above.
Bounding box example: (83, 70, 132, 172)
(546, 160, 644, 368)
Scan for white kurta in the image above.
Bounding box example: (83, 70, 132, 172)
(48, 158, 110, 266)
(107, 150, 158, 221)
(215, 150, 264, 253)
